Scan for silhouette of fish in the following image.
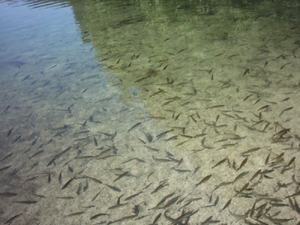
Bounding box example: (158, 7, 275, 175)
(0, 61, 25, 69)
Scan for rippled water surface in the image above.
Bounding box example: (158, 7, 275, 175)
(1, 0, 300, 224)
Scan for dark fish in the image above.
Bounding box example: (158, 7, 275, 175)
(151, 181, 169, 194)
(250, 169, 261, 181)
(150, 192, 175, 210)
(3, 105, 10, 113)
(105, 184, 121, 192)
(128, 122, 142, 132)
(124, 190, 143, 201)
(68, 165, 74, 173)
(242, 68, 250, 77)
(29, 150, 44, 159)
(108, 203, 128, 209)
(7, 127, 13, 137)
(13, 200, 37, 204)
(93, 136, 98, 146)
(12, 135, 21, 144)
(58, 171, 62, 183)
(220, 199, 231, 211)
(56, 196, 74, 199)
(150, 213, 161, 225)
(114, 171, 130, 183)
(46, 157, 57, 167)
(196, 175, 212, 187)
(0, 192, 17, 197)
(212, 158, 227, 169)
(236, 158, 248, 171)
(0, 153, 13, 162)
(48, 173, 51, 183)
(144, 145, 160, 152)
(0, 165, 11, 172)
(152, 155, 171, 162)
(90, 213, 110, 220)
(279, 106, 293, 117)
(61, 177, 75, 190)
(4, 213, 22, 224)
(160, 195, 180, 209)
(0, 61, 25, 69)
(234, 171, 249, 182)
(64, 211, 85, 217)
(156, 129, 174, 139)
(84, 175, 102, 184)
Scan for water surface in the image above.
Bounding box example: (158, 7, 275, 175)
(1, 0, 300, 224)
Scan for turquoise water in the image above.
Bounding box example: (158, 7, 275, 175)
(1, 0, 300, 224)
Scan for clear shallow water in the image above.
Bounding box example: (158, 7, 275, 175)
(1, 0, 300, 224)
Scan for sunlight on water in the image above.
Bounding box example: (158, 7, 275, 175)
(1, 0, 300, 224)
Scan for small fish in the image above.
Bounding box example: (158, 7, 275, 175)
(212, 158, 227, 169)
(0, 192, 17, 197)
(61, 177, 75, 190)
(228, 209, 248, 220)
(128, 122, 142, 132)
(250, 169, 262, 181)
(241, 147, 260, 156)
(108, 203, 128, 209)
(48, 173, 51, 183)
(177, 158, 183, 168)
(124, 190, 143, 201)
(152, 155, 171, 162)
(150, 213, 161, 225)
(235, 182, 249, 195)
(0, 165, 11, 172)
(207, 105, 225, 109)
(21, 75, 30, 81)
(144, 145, 160, 152)
(56, 196, 74, 199)
(160, 195, 180, 209)
(113, 171, 129, 183)
(105, 184, 121, 192)
(279, 106, 293, 117)
(95, 149, 113, 159)
(58, 171, 62, 183)
(64, 211, 85, 217)
(196, 174, 212, 187)
(0, 153, 13, 162)
(29, 150, 44, 159)
(93, 136, 98, 146)
(236, 158, 248, 171)
(263, 215, 293, 223)
(4, 213, 22, 224)
(7, 127, 13, 137)
(164, 135, 178, 142)
(258, 104, 270, 111)
(220, 199, 231, 211)
(242, 68, 250, 77)
(68, 165, 74, 173)
(90, 213, 110, 220)
(156, 129, 174, 139)
(150, 192, 175, 210)
(234, 171, 249, 183)
(142, 131, 153, 143)
(84, 175, 102, 184)
(13, 200, 37, 204)
(213, 181, 233, 192)
(151, 181, 169, 194)
(3, 105, 10, 113)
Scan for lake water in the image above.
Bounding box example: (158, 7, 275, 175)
(1, 0, 300, 224)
